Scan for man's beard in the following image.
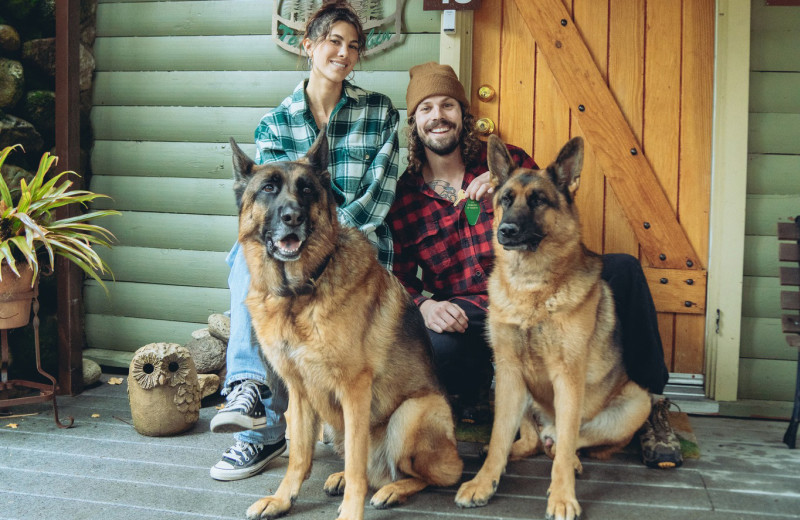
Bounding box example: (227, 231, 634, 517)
(420, 119, 460, 156)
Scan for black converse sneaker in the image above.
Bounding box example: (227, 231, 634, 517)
(210, 380, 268, 433)
(209, 439, 286, 481)
(639, 398, 683, 469)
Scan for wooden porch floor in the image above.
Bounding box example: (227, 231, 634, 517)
(1, 376, 799, 520)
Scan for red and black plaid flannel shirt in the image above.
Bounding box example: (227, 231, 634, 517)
(388, 142, 536, 310)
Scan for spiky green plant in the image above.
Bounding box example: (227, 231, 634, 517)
(0, 144, 120, 288)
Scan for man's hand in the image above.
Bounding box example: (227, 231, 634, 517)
(419, 300, 469, 333)
(465, 171, 494, 201)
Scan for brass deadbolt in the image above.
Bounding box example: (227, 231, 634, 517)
(477, 85, 496, 102)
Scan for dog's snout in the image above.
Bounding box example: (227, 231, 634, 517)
(498, 222, 519, 239)
(280, 204, 304, 226)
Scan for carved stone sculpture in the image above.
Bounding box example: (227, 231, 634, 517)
(127, 342, 200, 436)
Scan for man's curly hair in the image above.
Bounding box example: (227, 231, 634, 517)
(405, 105, 482, 176)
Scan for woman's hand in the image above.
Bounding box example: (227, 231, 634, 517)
(419, 300, 469, 333)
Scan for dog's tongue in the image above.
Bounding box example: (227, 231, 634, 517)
(278, 235, 301, 252)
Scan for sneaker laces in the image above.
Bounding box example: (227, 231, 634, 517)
(223, 440, 263, 464)
(224, 380, 261, 413)
(650, 399, 680, 439)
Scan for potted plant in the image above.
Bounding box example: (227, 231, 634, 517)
(0, 144, 120, 328)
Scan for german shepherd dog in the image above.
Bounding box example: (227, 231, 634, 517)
(230, 130, 463, 520)
(455, 135, 650, 520)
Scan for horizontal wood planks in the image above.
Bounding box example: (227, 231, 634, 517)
(91, 107, 410, 146)
(97, 0, 440, 37)
(94, 35, 439, 72)
(740, 1, 800, 402)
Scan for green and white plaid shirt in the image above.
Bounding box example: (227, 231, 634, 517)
(254, 80, 400, 269)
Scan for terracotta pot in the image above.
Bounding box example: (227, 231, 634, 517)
(0, 263, 36, 329)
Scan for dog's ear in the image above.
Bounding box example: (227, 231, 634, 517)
(230, 138, 255, 208)
(548, 136, 584, 197)
(317, 168, 343, 206)
(306, 126, 330, 172)
(487, 134, 517, 188)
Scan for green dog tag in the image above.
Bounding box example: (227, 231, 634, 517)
(464, 199, 481, 225)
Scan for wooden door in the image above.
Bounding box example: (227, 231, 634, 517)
(471, 0, 714, 375)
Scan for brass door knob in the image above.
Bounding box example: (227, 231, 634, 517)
(477, 85, 496, 102)
(476, 117, 496, 135)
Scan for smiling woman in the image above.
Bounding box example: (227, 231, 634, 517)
(209, 0, 402, 487)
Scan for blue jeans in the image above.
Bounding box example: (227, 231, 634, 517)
(224, 242, 287, 445)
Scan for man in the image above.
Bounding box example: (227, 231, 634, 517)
(386, 62, 682, 469)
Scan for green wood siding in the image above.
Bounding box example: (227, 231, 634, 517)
(94, 35, 440, 71)
(91, 107, 409, 146)
(88, 0, 440, 365)
(96, 0, 439, 37)
(740, 0, 800, 404)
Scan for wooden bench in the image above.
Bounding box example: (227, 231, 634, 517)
(778, 217, 800, 449)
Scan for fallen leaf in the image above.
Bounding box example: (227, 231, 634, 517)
(5, 423, 18, 429)
(107, 377, 124, 385)
(215, 404, 225, 410)
(91, 414, 100, 418)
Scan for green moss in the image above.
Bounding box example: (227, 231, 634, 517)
(455, 422, 493, 444)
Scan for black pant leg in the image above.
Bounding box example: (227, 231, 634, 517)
(601, 253, 669, 394)
(426, 300, 492, 404)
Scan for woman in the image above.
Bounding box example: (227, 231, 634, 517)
(209, 0, 400, 481)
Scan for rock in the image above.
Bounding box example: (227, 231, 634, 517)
(183, 334, 226, 374)
(0, 25, 21, 56)
(78, 43, 94, 92)
(83, 358, 101, 386)
(0, 113, 43, 154)
(208, 313, 231, 343)
(197, 373, 220, 399)
(80, 22, 95, 48)
(80, 0, 97, 27)
(191, 328, 210, 340)
(0, 58, 24, 110)
(20, 38, 54, 76)
(21, 38, 94, 91)
(36, 0, 55, 38)
(3, 0, 38, 22)
(1, 162, 33, 192)
(80, 0, 97, 47)
(22, 89, 54, 134)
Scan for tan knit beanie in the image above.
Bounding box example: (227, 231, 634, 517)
(406, 62, 469, 115)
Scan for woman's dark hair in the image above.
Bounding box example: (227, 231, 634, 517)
(405, 105, 482, 176)
(305, 0, 367, 57)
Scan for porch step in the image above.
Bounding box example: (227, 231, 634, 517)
(664, 372, 720, 414)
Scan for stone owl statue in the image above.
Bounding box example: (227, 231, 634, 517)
(127, 342, 201, 436)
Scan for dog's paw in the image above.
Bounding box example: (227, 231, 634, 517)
(545, 491, 581, 520)
(246, 495, 292, 520)
(454, 477, 498, 508)
(510, 436, 543, 461)
(370, 485, 406, 509)
(324, 471, 346, 496)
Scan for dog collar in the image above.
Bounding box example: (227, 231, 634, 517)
(275, 250, 334, 298)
